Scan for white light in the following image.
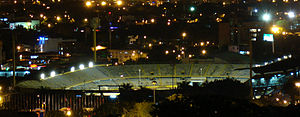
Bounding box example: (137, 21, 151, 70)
(262, 13, 271, 22)
(50, 71, 56, 77)
(79, 64, 85, 70)
(254, 9, 258, 13)
(283, 56, 288, 59)
(70, 66, 75, 72)
(288, 54, 292, 58)
(88, 62, 94, 67)
(264, 62, 268, 65)
(277, 58, 282, 61)
(110, 95, 117, 99)
(41, 73, 45, 79)
(288, 11, 295, 18)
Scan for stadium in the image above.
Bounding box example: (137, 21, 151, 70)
(17, 63, 251, 90)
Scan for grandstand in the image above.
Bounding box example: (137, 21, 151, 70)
(17, 64, 251, 90)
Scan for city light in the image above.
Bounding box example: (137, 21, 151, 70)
(79, 64, 85, 70)
(271, 25, 281, 34)
(41, 73, 45, 79)
(262, 13, 271, 22)
(295, 82, 300, 87)
(70, 66, 75, 72)
(151, 19, 155, 23)
(56, 16, 61, 21)
(85, 1, 92, 7)
(182, 32, 186, 38)
(202, 50, 206, 55)
(50, 71, 56, 77)
(190, 6, 195, 12)
(88, 62, 94, 67)
(84, 18, 88, 22)
(66, 110, 72, 116)
(101, 1, 107, 6)
(288, 11, 295, 18)
(165, 50, 169, 55)
(116, 0, 123, 6)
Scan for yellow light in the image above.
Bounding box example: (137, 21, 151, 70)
(151, 19, 155, 23)
(202, 50, 206, 55)
(48, 24, 51, 28)
(200, 42, 204, 46)
(0, 86, 2, 91)
(86, 1, 92, 7)
(116, 0, 123, 6)
(17, 46, 21, 50)
(295, 82, 300, 87)
(101, 1, 107, 6)
(182, 32, 186, 38)
(92, 45, 107, 51)
(40, 14, 44, 18)
(165, 50, 169, 55)
(84, 18, 88, 22)
(189, 54, 192, 58)
(271, 25, 281, 34)
(148, 43, 152, 47)
(56, 16, 61, 21)
(66, 110, 71, 116)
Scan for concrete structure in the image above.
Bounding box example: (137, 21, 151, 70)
(17, 64, 251, 90)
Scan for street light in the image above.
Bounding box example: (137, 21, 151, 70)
(262, 13, 271, 22)
(270, 25, 282, 53)
(182, 32, 187, 39)
(152, 81, 157, 103)
(288, 11, 295, 18)
(138, 69, 141, 86)
(295, 82, 300, 104)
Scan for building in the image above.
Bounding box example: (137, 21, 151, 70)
(35, 37, 76, 54)
(108, 49, 148, 64)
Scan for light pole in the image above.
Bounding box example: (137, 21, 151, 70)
(85, 1, 99, 63)
(182, 32, 186, 40)
(270, 25, 282, 54)
(138, 69, 141, 86)
(152, 81, 157, 103)
(295, 82, 300, 104)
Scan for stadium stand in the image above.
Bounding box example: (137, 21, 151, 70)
(17, 64, 251, 90)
